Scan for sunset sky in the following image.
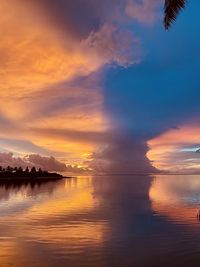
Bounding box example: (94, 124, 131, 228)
(0, 0, 200, 174)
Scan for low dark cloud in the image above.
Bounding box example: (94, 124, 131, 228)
(0, 153, 66, 171)
(25, 154, 67, 171)
(0, 152, 91, 174)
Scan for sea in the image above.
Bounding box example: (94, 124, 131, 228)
(1, 175, 200, 267)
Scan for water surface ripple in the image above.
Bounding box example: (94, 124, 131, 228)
(1, 175, 200, 266)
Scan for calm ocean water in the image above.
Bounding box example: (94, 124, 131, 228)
(1, 175, 200, 266)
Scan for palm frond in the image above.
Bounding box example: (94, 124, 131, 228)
(164, 0, 186, 29)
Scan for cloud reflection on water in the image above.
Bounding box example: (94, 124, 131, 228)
(150, 175, 200, 225)
(1, 176, 200, 267)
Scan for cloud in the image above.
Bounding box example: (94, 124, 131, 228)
(0, 153, 27, 169)
(0, 0, 144, 164)
(81, 23, 141, 67)
(0, 152, 90, 173)
(148, 124, 200, 172)
(125, 0, 161, 24)
(100, 0, 200, 174)
(89, 131, 157, 174)
(0, 0, 183, 174)
(0, 0, 108, 166)
(23, 0, 123, 38)
(25, 0, 162, 35)
(0, 152, 65, 171)
(26, 153, 92, 174)
(0, 138, 51, 156)
(25, 154, 67, 172)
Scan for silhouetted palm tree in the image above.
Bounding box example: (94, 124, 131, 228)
(164, 0, 186, 29)
(18, 166, 23, 172)
(6, 166, 11, 172)
(14, 167, 18, 172)
(31, 167, 36, 173)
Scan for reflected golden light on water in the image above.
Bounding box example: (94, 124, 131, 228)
(0, 178, 109, 266)
(25, 179, 95, 217)
(2, 176, 200, 267)
(0, 239, 18, 267)
(149, 175, 200, 225)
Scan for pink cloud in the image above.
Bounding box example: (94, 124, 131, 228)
(0, 153, 26, 168)
(125, 0, 162, 24)
(25, 154, 67, 171)
(81, 23, 141, 67)
(88, 133, 157, 174)
(0, 152, 90, 173)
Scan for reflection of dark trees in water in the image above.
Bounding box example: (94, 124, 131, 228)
(0, 179, 65, 201)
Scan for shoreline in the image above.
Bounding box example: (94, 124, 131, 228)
(0, 175, 72, 181)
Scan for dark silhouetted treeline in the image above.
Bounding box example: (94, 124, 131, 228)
(0, 166, 65, 180)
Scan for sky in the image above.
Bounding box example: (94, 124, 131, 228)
(0, 0, 200, 174)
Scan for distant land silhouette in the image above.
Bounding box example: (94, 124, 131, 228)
(0, 166, 70, 181)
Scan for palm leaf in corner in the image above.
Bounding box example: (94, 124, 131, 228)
(164, 0, 186, 29)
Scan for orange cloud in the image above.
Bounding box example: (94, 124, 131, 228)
(147, 124, 200, 172)
(0, 0, 160, 172)
(0, 0, 110, 167)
